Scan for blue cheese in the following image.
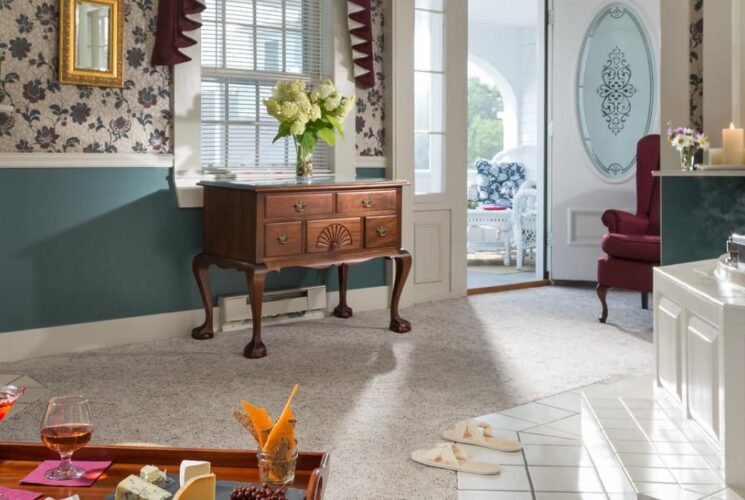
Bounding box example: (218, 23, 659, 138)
(115, 474, 172, 500)
(140, 465, 168, 488)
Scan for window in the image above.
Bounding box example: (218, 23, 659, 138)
(414, 0, 445, 194)
(200, 0, 327, 172)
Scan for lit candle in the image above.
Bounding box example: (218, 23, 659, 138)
(723, 122, 744, 164)
(709, 148, 724, 165)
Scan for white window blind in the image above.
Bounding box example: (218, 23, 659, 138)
(200, 0, 329, 172)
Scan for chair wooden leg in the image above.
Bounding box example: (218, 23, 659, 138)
(641, 292, 649, 310)
(597, 284, 609, 323)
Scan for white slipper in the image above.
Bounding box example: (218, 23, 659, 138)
(411, 442, 500, 475)
(443, 420, 523, 452)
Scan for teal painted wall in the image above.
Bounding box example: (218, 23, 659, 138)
(0, 168, 387, 333)
(661, 177, 745, 265)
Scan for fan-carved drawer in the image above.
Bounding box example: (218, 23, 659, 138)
(265, 193, 334, 219)
(337, 190, 397, 214)
(365, 215, 399, 248)
(306, 218, 362, 253)
(264, 222, 303, 257)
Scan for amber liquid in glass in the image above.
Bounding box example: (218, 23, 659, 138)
(0, 391, 20, 423)
(40, 424, 94, 454)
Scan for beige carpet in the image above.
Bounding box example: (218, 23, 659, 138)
(0, 286, 653, 499)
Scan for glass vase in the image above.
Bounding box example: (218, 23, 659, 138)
(257, 447, 298, 486)
(296, 144, 313, 178)
(679, 149, 696, 171)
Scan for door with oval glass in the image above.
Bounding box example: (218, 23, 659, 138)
(550, 0, 659, 280)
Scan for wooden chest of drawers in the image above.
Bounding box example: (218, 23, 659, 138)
(191, 177, 412, 359)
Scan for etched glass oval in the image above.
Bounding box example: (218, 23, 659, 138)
(578, 4, 656, 180)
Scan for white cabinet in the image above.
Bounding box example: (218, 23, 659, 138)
(654, 259, 745, 491)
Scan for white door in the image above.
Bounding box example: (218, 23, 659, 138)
(387, 0, 468, 302)
(549, 0, 660, 281)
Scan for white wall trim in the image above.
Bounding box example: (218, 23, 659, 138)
(0, 153, 174, 168)
(0, 285, 390, 362)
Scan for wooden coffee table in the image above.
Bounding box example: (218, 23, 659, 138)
(0, 442, 329, 499)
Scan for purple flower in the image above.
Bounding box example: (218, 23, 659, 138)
(137, 86, 157, 108)
(9, 37, 31, 59)
(109, 116, 131, 138)
(126, 47, 146, 68)
(35, 126, 58, 149)
(148, 129, 168, 151)
(22, 79, 45, 103)
(35, 2, 55, 25)
(0, 112, 15, 136)
(70, 102, 90, 124)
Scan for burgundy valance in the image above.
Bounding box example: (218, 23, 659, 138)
(347, 0, 375, 88)
(152, 0, 206, 66)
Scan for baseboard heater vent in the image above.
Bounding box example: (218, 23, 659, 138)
(218, 285, 327, 332)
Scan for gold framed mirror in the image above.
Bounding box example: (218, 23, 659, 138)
(59, 0, 123, 88)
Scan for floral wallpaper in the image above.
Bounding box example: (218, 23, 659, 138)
(355, 0, 385, 157)
(0, 0, 172, 153)
(689, 0, 703, 132)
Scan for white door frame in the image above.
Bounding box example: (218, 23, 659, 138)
(386, 0, 468, 304)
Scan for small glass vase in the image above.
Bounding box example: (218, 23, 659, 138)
(296, 144, 313, 178)
(679, 149, 696, 171)
(257, 447, 298, 486)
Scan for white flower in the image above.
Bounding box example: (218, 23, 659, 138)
(324, 95, 341, 111)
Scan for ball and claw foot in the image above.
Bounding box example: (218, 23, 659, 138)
(389, 317, 412, 333)
(243, 339, 268, 359)
(191, 323, 214, 340)
(333, 304, 354, 319)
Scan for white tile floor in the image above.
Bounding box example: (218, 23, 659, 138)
(454, 377, 745, 500)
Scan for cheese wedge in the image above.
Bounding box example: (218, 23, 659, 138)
(115, 474, 172, 500)
(178, 460, 210, 486)
(173, 473, 216, 500)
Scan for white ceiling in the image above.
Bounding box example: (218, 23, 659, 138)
(468, 0, 540, 27)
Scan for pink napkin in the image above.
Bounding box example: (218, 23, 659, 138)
(20, 460, 112, 487)
(0, 486, 42, 500)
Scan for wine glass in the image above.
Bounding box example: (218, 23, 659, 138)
(0, 385, 26, 423)
(40, 396, 94, 480)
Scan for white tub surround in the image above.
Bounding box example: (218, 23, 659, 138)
(654, 258, 745, 493)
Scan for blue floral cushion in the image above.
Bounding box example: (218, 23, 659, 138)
(474, 160, 526, 206)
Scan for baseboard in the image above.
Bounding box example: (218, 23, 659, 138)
(0, 286, 390, 362)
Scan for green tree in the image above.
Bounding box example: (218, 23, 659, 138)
(467, 77, 504, 167)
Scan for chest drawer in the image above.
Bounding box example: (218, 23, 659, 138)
(264, 222, 303, 257)
(337, 190, 397, 214)
(265, 193, 334, 219)
(365, 215, 399, 248)
(306, 218, 362, 253)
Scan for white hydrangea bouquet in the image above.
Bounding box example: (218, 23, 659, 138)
(263, 79, 353, 177)
(666, 123, 708, 171)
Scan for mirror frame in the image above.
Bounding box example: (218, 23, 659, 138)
(59, 0, 124, 88)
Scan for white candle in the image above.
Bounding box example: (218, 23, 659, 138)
(723, 122, 744, 164)
(709, 148, 724, 165)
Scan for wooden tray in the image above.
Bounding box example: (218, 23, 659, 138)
(0, 442, 329, 499)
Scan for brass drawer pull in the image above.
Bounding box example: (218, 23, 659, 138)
(294, 201, 306, 213)
(277, 234, 289, 245)
(376, 226, 388, 237)
(361, 197, 373, 208)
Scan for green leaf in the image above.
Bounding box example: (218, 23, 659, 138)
(327, 116, 345, 140)
(300, 132, 317, 151)
(272, 122, 292, 143)
(318, 127, 336, 147)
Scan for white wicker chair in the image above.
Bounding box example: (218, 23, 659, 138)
(512, 180, 538, 270)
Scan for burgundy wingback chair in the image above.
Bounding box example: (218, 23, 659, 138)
(597, 134, 660, 323)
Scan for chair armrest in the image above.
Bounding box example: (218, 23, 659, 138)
(601, 209, 650, 235)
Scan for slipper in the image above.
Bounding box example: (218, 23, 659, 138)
(411, 442, 500, 475)
(442, 420, 523, 452)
